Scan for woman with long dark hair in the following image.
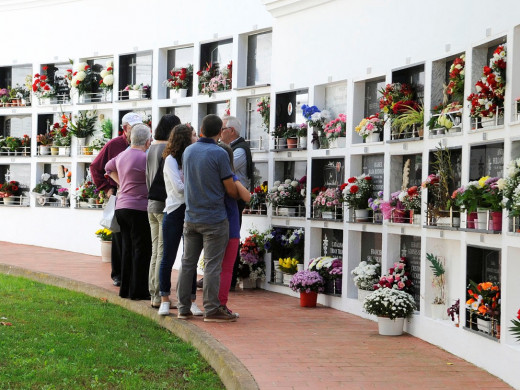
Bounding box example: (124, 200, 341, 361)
(158, 124, 200, 315)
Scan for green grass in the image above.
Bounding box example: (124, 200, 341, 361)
(0, 274, 224, 390)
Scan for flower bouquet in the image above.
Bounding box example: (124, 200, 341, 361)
(501, 158, 520, 222)
(257, 96, 270, 132)
(164, 64, 193, 97)
(374, 257, 413, 295)
(368, 191, 384, 222)
(197, 61, 232, 97)
(124, 83, 151, 99)
(95, 228, 112, 241)
(267, 178, 305, 216)
(99, 60, 114, 97)
(308, 256, 343, 293)
(467, 44, 506, 128)
(341, 174, 373, 214)
(31, 173, 56, 205)
(312, 187, 342, 219)
(238, 229, 267, 282)
(355, 113, 383, 142)
(69, 62, 103, 98)
(301, 104, 331, 130)
(289, 270, 324, 293)
(351, 258, 381, 292)
(68, 110, 97, 140)
(247, 181, 268, 214)
(75, 180, 98, 205)
(0, 180, 23, 201)
(32, 66, 55, 102)
(466, 280, 500, 336)
(278, 257, 299, 274)
(323, 113, 346, 143)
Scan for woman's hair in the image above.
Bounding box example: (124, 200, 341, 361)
(217, 141, 234, 171)
(162, 124, 193, 167)
(153, 114, 180, 141)
(130, 124, 151, 146)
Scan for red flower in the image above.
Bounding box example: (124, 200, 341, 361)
(407, 186, 418, 196)
(66, 69, 72, 73)
(40, 81, 46, 87)
(196, 70, 202, 76)
(339, 183, 347, 191)
(32, 85, 37, 92)
(34, 73, 40, 78)
(483, 66, 492, 75)
(364, 176, 372, 181)
(44, 85, 50, 91)
(76, 80, 80, 85)
(11, 185, 18, 191)
(107, 67, 113, 71)
(347, 177, 356, 183)
(85, 65, 90, 70)
(40, 75, 47, 81)
(350, 185, 359, 194)
(99, 80, 103, 85)
(42, 66, 48, 71)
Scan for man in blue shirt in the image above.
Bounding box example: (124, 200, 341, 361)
(177, 114, 239, 322)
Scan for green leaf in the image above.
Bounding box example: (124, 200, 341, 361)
(426, 253, 445, 277)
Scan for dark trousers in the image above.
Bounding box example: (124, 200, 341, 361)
(115, 208, 152, 300)
(230, 199, 246, 289)
(110, 231, 122, 280)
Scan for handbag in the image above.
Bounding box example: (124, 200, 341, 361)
(100, 195, 120, 233)
(148, 158, 167, 202)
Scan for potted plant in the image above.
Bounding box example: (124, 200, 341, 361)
(69, 62, 103, 102)
(36, 132, 53, 155)
(197, 61, 232, 97)
(238, 230, 267, 288)
(19, 134, 30, 156)
(285, 123, 299, 148)
(466, 280, 500, 337)
(301, 104, 330, 132)
(54, 187, 70, 207)
(0, 180, 23, 205)
(355, 113, 383, 143)
(312, 186, 342, 219)
(68, 110, 97, 146)
(308, 256, 343, 295)
(4, 137, 21, 155)
(95, 228, 112, 263)
(271, 124, 287, 149)
(278, 257, 300, 285)
(247, 181, 268, 214)
(101, 118, 113, 140)
(374, 257, 414, 295)
(426, 253, 446, 319)
(481, 176, 504, 231)
(368, 191, 384, 223)
(75, 180, 98, 207)
(266, 178, 305, 217)
(289, 270, 325, 307)
(398, 186, 421, 224)
(447, 299, 460, 327)
(31, 173, 56, 206)
(124, 83, 150, 100)
(32, 66, 56, 105)
(323, 113, 346, 148)
(363, 288, 416, 335)
(351, 257, 380, 302)
(163, 64, 193, 98)
(341, 174, 373, 222)
(297, 123, 307, 148)
(392, 104, 424, 139)
(89, 137, 106, 156)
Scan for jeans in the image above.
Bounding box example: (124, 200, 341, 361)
(230, 199, 246, 289)
(177, 219, 229, 315)
(159, 204, 185, 296)
(148, 212, 164, 304)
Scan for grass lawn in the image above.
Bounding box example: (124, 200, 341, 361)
(0, 274, 224, 389)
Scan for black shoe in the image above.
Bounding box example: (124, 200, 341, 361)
(112, 277, 121, 287)
(196, 278, 203, 289)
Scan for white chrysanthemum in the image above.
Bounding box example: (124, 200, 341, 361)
(71, 77, 78, 88)
(291, 180, 298, 187)
(76, 71, 86, 81)
(106, 60, 113, 68)
(75, 62, 88, 71)
(277, 185, 284, 192)
(273, 181, 280, 187)
(42, 173, 50, 181)
(100, 70, 108, 78)
(284, 179, 291, 184)
(103, 75, 114, 86)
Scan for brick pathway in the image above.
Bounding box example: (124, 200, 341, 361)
(0, 242, 512, 390)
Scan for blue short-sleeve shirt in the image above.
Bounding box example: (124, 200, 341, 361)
(183, 138, 233, 224)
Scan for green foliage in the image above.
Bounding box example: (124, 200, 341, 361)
(69, 110, 97, 138)
(510, 318, 520, 342)
(392, 105, 424, 134)
(0, 274, 224, 389)
(101, 118, 113, 139)
(426, 253, 445, 277)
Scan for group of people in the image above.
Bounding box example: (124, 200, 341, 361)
(90, 112, 252, 323)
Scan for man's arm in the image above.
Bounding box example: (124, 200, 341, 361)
(223, 177, 239, 199)
(235, 180, 251, 202)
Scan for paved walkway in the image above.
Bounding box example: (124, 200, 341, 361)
(0, 242, 512, 390)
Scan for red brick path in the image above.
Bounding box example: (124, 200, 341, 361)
(0, 242, 512, 390)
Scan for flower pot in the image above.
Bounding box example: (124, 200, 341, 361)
(355, 209, 369, 222)
(366, 132, 380, 143)
(76, 137, 86, 147)
(277, 207, 296, 217)
(334, 278, 342, 295)
(477, 317, 492, 334)
(491, 211, 502, 231)
(169, 88, 188, 99)
(39, 145, 50, 156)
(274, 137, 287, 149)
(324, 279, 335, 294)
(50, 146, 59, 155)
(467, 211, 477, 229)
(411, 210, 421, 225)
(88, 198, 96, 205)
(58, 146, 70, 156)
(299, 291, 318, 307)
(296, 264, 304, 272)
(129, 90, 141, 99)
(100, 240, 112, 263)
(357, 288, 372, 303)
(321, 211, 333, 219)
(282, 273, 292, 285)
(431, 303, 446, 320)
(275, 270, 283, 283)
(241, 277, 258, 289)
(299, 136, 307, 148)
(477, 208, 488, 230)
(328, 136, 346, 149)
(287, 137, 298, 148)
(393, 209, 408, 223)
(377, 316, 405, 336)
(103, 90, 113, 102)
(92, 149, 100, 156)
(2, 196, 17, 205)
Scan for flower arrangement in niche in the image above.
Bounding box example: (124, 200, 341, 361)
(355, 113, 383, 139)
(95, 228, 112, 241)
(426, 253, 446, 305)
(32, 66, 55, 99)
(256, 96, 270, 132)
(501, 158, 520, 216)
(99, 61, 114, 91)
(69, 62, 102, 96)
(368, 191, 384, 213)
(466, 280, 500, 319)
(238, 229, 268, 281)
(68, 110, 97, 139)
(163, 64, 193, 91)
(263, 227, 304, 263)
(289, 270, 324, 293)
(363, 288, 416, 320)
(378, 83, 416, 119)
(0, 181, 23, 197)
(312, 187, 342, 212)
(51, 114, 71, 147)
(248, 181, 268, 211)
(374, 257, 413, 294)
(197, 61, 232, 96)
(266, 178, 305, 208)
(36, 132, 53, 146)
(32, 173, 56, 195)
(467, 44, 507, 120)
(301, 104, 331, 130)
(341, 174, 373, 210)
(75, 180, 98, 201)
(446, 54, 465, 102)
(278, 257, 299, 274)
(398, 185, 421, 212)
(323, 113, 346, 140)
(447, 299, 460, 323)
(351, 257, 381, 291)
(308, 257, 342, 281)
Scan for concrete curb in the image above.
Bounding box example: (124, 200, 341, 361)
(0, 264, 259, 390)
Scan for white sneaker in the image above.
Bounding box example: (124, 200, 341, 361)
(158, 302, 170, 316)
(190, 302, 203, 316)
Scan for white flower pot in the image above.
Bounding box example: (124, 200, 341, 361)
(103, 90, 113, 102)
(169, 88, 188, 99)
(100, 240, 112, 263)
(477, 209, 488, 230)
(297, 264, 304, 272)
(357, 288, 372, 303)
(431, 303, 446, 320)
(3, 196, 17, 205)
(129, 90, 141, 99)
(58, 147, 70, 156)
(92, 149, 100, 156)
(299, 136, 307, 148)
(366, 132, 380, 143)
(322, 211, 334, 219)
(328, 137, 346, 149)
(477, 317, 492, 334)
(277, 206, 296, 217)
(241, 277, 258, 289)
(355, 209, 369, 222)
(377, 316, 405, 336)
(76, 137, 87, 147)
(39, 145, 50, 155)
(282, 273, 292, 285)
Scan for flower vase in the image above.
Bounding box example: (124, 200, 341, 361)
(50, 146, 59, 155)
(377, 316, 405, 336)
(393, 209, 407, 223)
(39, 145, 50, 155)
(299, 291, 318, 307)
(491, 211, 502, 231)
(60, 197, 68, 207)
(477, 317, 492, 334)
(241, 277, 258, 289)
(467, 211, 477, 229)
(129, 90, 141, 99)
(431, 304, 446, 320)
(100, 240, 112, 263)
(296, 264, 304, 272)
(334, 278, 342, 295)
(3, 196, 16, 205)
(58, 147, 70, 156)
(366, 132, 380, 143)
(286, 137, 298, 148)
(299, 136, 307, 148)
(321, 211, 333, 219)
(104, 90, 113, 102)
(354, 209, 369, 222)
(76, 137, 86, 147)
(274, 263, 283, 283)
(477, 208, 488, 230)
(274, 137, 287, 149)
(282, 273, 292, 285)
(357, 288, 371, 303)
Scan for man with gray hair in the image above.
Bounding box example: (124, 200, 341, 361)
(90, 111, 143, 287)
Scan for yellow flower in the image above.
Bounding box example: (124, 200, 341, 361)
(478, 176, 490, 188)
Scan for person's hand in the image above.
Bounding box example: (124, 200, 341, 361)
(106, 188, 115, 198)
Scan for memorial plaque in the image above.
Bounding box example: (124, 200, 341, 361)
(469, 143, 504, 180)
(400, 235, 421, 308)
(321, 229, 343, 257)
(362, 154, 384, 195)
(360, 232, 382, 264)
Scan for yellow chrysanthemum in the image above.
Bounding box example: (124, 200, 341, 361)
(478, 176, 490, 188)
